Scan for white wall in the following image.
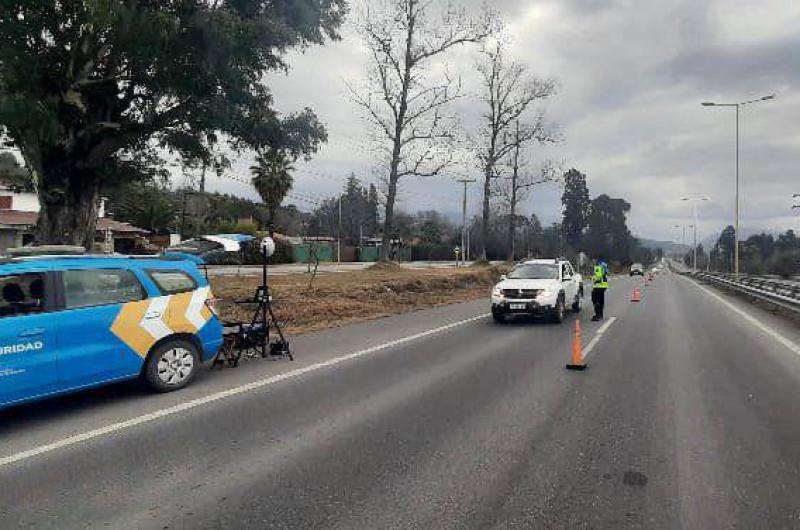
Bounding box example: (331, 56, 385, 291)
(0, 190, 40, 212)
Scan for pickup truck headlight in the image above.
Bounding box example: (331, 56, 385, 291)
(491, 285, 503, 297)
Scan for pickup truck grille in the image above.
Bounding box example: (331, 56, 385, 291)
(502, 288, 541, 299)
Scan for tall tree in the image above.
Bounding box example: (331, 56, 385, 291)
(251, 150, 294, 234)
(713, 225, 736, 272)
(475, 40, 556, 260)
(561, 168, 591, 250)
(583, 194, 634, 264)
(350, 0, 496, 260)
(500, 121, 558, 260)
(341, 173, 376, 244)
(0, 1, 344, 247)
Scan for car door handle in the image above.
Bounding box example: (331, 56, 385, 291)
(18, 328, 45, 337)
(143, 311, 163, 320)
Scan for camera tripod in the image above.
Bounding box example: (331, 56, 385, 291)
(214, 246, 292, 368)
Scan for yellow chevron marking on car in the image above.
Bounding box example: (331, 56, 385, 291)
(167, 292, 197, 334)
(111, 290, 213, 358)
(110, 299, 155, 358)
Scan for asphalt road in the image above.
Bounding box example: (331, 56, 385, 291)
(1, 271, 800, 529)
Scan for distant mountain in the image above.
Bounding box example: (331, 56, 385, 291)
(637, 238, 690, 255)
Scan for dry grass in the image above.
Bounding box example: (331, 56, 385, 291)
(211, 264, 507, 335)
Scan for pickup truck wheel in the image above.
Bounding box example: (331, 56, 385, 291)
(551, 297, 565, 324)
(572, 294, 582, 313)
(492, 313, 506, 324)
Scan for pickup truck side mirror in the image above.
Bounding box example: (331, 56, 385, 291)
(500, 274, 507, 281)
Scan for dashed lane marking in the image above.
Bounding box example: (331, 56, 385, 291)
(582, 316, 618, 360)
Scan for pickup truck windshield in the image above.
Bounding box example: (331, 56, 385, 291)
(508, 264, 559, 280)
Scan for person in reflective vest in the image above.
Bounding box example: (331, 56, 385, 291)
(591, 257, 609, 321)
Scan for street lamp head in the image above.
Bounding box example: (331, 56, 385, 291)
(760, 94, 776, 101)
(701, 101, 716, 106)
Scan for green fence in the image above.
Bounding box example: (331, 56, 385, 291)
(290, 243, 335, 263)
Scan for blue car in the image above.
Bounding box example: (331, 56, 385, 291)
(0, 253, 224, 410)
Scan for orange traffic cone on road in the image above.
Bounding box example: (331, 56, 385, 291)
(631, 286, 640, 302)
(566, 319, 586, 370)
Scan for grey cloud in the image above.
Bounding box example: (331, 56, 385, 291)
(659, 35, 800, 93)
(237, 0, 800, 242)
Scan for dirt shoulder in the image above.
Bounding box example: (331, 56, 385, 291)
(210, 263, 507, 335)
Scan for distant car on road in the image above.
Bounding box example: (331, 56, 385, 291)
(491, 259, 583, 324)
(0, 249, 223, 410)
(630, 263, 644, 276)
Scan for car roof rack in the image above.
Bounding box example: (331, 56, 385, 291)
(5, 245, 87, 257)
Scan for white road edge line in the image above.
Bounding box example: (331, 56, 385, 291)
(582, 316, 618, 361)
(0, 313, 490, 469)
(681, 275, 800, 356)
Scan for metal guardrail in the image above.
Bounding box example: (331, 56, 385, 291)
(690, 271, 800, 314)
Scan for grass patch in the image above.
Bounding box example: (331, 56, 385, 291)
(211, 264, 508, 335)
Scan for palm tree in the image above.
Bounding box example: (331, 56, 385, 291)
(251, 150, 294, 234)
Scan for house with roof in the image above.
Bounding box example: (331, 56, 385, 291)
(0, 185, 148, 253)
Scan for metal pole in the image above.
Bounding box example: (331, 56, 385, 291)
(338, 194, 342, 263)
(693, 203, 699, 271)
(734, 103, 740, 277)
(461, 181, 467, 266)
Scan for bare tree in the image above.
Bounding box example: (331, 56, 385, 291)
(500, 121, 560, 260)
(475, 41, 556, 260)
(350, 0, 497, 261)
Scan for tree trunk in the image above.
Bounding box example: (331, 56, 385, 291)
(379, 169, 399, 262)
(268, 205, 276, 236)
(508, 173, 517, 262)
(35, 166, 101, 249)
(379, 1, 414, 262)
(480, 162, 492, 261)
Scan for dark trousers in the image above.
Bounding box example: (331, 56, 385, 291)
(591, 287, 606, 318)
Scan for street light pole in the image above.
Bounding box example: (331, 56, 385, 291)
(702, 94, 774, 277)
(682, 197, 709, 271)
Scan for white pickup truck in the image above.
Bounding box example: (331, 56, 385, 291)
(490, 258, 583, 324)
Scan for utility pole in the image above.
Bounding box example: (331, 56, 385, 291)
(457, 179, 476, 266)
(338, 194, 343, 263)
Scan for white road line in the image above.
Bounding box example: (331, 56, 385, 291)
(582, 316, 618, 361)
(0, 313, 490, 470)
(682, 275, 800, 356)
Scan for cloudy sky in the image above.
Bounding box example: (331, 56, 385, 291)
(204, 0, 800, 243)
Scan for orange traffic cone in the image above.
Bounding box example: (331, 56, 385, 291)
(631, 286, 640, 302)
(566, 319, 586, 370)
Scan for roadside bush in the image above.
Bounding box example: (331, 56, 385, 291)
(768, 250, 800, 278)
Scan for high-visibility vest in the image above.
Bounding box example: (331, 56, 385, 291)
(593, 264, 608, 289)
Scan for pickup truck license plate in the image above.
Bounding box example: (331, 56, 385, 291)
(509, 303, 526, 310)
